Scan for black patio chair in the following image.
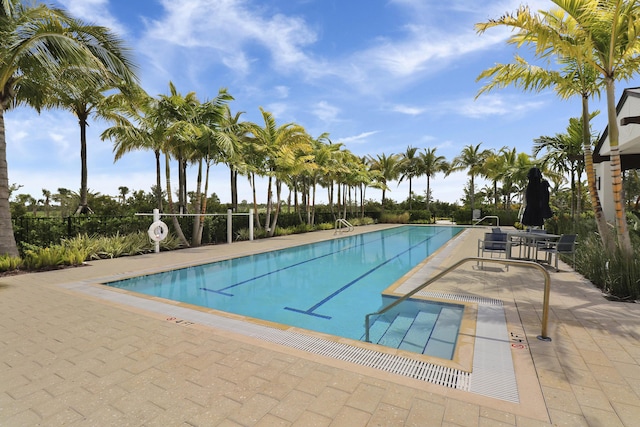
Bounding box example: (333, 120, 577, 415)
(538, 234, 577, 272)
(477, 231, 510, 270)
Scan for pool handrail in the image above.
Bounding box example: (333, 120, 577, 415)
(472, 215, 499, 227)
(334, 218, 354, 234)
(364, 257, 552, 343)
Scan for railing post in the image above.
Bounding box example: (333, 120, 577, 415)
(153, 208, 160, 253)
(227, 209, 233, 244)
(249, 209, 254, 241)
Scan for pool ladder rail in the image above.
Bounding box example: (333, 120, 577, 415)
(364, 257, 553, 343)
(334, 218, 354, 234)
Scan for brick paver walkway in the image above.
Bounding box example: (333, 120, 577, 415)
(1, 225, 639, 426)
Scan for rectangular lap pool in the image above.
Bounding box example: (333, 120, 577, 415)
(105, 225, 465, 359)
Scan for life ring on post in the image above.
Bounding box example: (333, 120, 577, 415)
(148, 220, 169, 242)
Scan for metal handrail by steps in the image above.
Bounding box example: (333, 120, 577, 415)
(334, 218, 354, 234)
(364, 257, 552, 343)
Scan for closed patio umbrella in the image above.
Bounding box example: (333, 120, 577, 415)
(522, 167, 553, 227)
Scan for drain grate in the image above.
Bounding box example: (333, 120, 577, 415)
(245, 325, 471, 390)
(414, 291, 503, 307)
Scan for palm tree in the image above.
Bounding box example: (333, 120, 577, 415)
(418, 148, 449, 211)
(367, 153, 401, 210)
(534, 116, 593, 219)
(101, 85, 166, 211)
(477, 0, 640, 255)
(0, 0, 137, 256)
(245, 108, 309, 236)
(118, 186, 129, 204)
(41, 189, 52, 216)
(194, 99, 235, 244)
(398, 146, 421, 209)
(47, 68, 136, 215)
(218, 106, 247, 213)
(449, 143, 491, 210)
(475, 42, 612, 250)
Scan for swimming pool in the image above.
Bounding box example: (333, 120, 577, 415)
(105, 225, 465, 358)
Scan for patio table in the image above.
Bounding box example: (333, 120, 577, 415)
(506, 230, 560, 261)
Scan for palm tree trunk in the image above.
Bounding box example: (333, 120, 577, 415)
(265, 175, 273, 233)
(311, 179, 316, 226)
(426, 175, 431, 211)
(191, 159, 203, 246)
(165, 153, 190, 247)
(603, 82, 630, 254)
(269, 180, 282, 236)
(230, 167, 238, 212)
(251, 172, 262, 229)
(155, 149, 163, 211)
(75, 114, 90, 215)
(198, 161, 211, 243)
(581, 95, 613, 251)
(0, 109, 19, 257)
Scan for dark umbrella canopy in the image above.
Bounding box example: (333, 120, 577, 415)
(522, 167, 553, 227)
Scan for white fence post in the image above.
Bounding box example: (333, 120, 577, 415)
(227, 209, 232, 244)
(153, 208, 160, 253)
(249, 209, 254, 241)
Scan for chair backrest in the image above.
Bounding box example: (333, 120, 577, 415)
(492, 227, 502, 233)
(556, 234, 577, 252)
(484, 232, 507, 250)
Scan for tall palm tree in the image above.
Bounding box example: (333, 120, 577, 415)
(0, 0, 137, 256)
(496, 147, 521, 210)
(475, 41, 612, 250)
(477, 0, 640, 255)
(418, 147, 449, 211)
(245, 108, 309, 236)
(367, 153, 401, 210)
(449, 143, 491, 210)
(308, 133, 336, 224)
(398, 146, 421, 209)
(534, 115, 593, 219)
(101, 85, 166, 211)
(47, 67, 136, 215)
(189, 90, 234, 245)
(218, 106, 247, 213)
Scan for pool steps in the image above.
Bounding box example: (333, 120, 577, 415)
(363, 307, 462, 359)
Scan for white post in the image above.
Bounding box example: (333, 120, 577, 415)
(153, 208, 160, 253)
(249, 209, 254, 241)
(227, 209, 233, 244)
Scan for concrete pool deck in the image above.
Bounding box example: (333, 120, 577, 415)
(1, 224, 639, 426)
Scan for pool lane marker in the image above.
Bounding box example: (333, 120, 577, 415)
(284, 232, 444, 319)
(198, 227, 413, 297)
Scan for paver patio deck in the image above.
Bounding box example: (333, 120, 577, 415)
(1, 225, 639, 426)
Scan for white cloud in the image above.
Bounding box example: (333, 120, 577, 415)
(339, 131, 380, 144)
(391, 104, 426, 116)
(56, 0, 128, 36)
(143, 0, 319, 77)
(431, 94, 547, 119)
(313, 101, 340, 123)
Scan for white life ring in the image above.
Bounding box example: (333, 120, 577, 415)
(148, 220, 169, 242)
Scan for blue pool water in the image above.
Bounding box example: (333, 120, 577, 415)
(105, 225, 465, 358)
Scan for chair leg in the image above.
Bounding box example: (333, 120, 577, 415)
(554, 252, 559, 272)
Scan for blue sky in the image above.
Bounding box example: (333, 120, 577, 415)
(7, 0, 639, 205)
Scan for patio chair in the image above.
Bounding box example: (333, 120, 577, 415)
(477, 231, 510, 270)
(538, 234, 577, 271)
